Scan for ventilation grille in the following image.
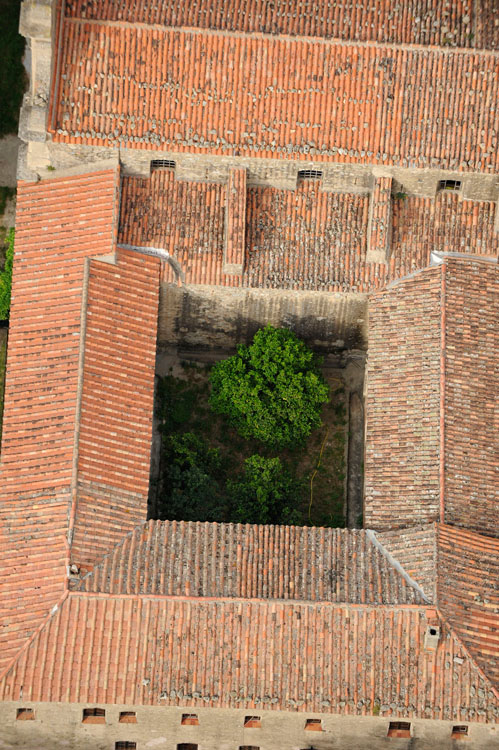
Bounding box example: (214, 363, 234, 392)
(298, 170, 323, 180)
(438, 179, 461, 192)
(151, 159, 176, 170)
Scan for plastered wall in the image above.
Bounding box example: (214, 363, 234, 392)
(2, 702, 497, 750)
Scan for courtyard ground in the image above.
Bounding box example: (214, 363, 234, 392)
(151, 353, 350, 528)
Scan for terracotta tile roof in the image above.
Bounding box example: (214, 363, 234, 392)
(367, 176, 392, 262)
(365, 257, 498, 537)
(74, 521, 425, 605)
(0, 171, 118, 494)
(437, 525, 499, 689)
(119, 172, 496, 292)
(0, 169, 161, 674)
(376, 526, 437, 604)
(224, 168, 247, 275)
(0, 169, 118, 675)
(1, 592, 497, 720)
(51, 17, 499, 171)
(71, 247, 160, 573)
(64, 0, 499, 50)
(442, 259, 498, 536)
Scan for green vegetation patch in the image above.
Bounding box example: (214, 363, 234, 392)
(210, 325, 329, 448)
(155, 329, 347, 527)
(0, 229, 14, 320)
(0, 0, 27, 137)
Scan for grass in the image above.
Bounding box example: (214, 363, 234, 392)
(0, 0, 27, 137)
(155, 361, 347, 527)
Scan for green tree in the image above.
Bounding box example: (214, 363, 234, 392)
(158, 432, 226, 522)
(210, 325, 329, 448)
(0, 228, 14, 320)
(228, 455, 302, 525)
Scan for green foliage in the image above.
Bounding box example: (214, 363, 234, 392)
(0, 0, 27, 137)
(158, 432, 226, 522)
(156, 373, 197, 433)
(0, 229, 14, 320)
(228, 455, 302, 525)
(210, 325, 329, 448)
(0, 187, 15, 217)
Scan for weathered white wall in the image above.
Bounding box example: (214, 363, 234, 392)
(1, 702, 497, 750)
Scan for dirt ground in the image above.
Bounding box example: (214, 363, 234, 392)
(152, 351, 353, 527)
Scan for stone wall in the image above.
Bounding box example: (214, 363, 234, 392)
(157, 284, 367, 356)
(1, 701, 496, 750)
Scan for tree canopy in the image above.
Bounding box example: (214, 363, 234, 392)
(209, 325, 329, 448)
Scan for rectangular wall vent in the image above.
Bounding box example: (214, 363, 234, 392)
(388, 721, 411, 738)
(82, 707, 105, 724)
(298, 170, 323, 180)
(16, 708, 35, 720)
(438, 179, 461, 192)
(151, 160, 176, 170)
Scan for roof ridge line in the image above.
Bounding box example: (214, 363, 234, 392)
(62, 14, 499, 58)
(365, 529, 431, 604)
(75, 518, 149, 589)
(440, 609, 499, 700)
(69, 590, 426, 609)
(0, 589, 69, 684)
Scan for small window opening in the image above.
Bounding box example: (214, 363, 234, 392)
(119, 712, 137, 724)
(298, 170, 323, 180)
(82, 707, 106, 724)
(239, 747, 260, 750)
(16, 708, 35, 720)
(177, 745, 198, 750)
(388, 721, 411, 738)
(438, 179, 461, 192)
(181, 714, 199, 726)
(244, 716, 262, 728)
(451, 725, 469, 739)
(305, 718, 323, 731)
(115, 744, 137, 750)
(151, 159, 176, 170)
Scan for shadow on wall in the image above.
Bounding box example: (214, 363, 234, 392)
(158, 284, 368, 356)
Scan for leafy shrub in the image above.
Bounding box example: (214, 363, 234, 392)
(228, 455, 302, 525)
(210, 325, 329, 448)
(0, 228, 14, 320)
(156, 373, 196, 433)
(158, 432, 226, 522)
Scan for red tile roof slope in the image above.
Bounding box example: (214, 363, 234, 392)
(64, 0, 499, 49)
(365, 266, 442, 530)
(0, 168, 162, 676)
(51, 20, 499, 172)
(437, 525, 499, 689)
(74, 521, 425, 605)
(0, 171, 117, 494)
(443, 259, 498, 536)
(0, 169, 118, 676)
(71, 247, 160, 573)
(1, 593, 497, 720)
(375, 526, 437, 604)
(365, 258, 498, 537)
(119, 172, 497, 291)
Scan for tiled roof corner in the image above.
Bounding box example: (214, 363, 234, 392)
(375, 525, 438, 603)
(437, 525, 499, 690)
